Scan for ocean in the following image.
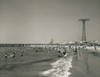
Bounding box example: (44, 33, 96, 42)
(0, 47, 73, 77)
(1, 46, 100, 77)
(42, 56, 72, 77)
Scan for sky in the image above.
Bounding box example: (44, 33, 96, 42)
(0, 0, 100, 43)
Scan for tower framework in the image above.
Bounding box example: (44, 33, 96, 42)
(79, 19, 89, 41)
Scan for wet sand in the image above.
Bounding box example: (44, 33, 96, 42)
(69, 49, 100, 77)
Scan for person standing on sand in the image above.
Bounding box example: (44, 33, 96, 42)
(74, 47, 77, 53)
(94, 45, 97, 51)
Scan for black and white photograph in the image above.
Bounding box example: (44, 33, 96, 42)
(0, 0, 100, 77)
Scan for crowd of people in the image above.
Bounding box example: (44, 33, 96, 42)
(3, 44, 98, 59)
(4, 51, 24, 58)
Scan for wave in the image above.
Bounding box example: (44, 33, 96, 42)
(41, 56, 72, 77)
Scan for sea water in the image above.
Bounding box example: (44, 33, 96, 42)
(42, 56, 73, 77)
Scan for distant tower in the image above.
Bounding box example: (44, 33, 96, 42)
(79, 19, 90, 41)
(50, 38, 53, 44)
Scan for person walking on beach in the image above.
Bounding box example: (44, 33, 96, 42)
(74, 47, 77, 54)
(73, 46, 78, 58)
